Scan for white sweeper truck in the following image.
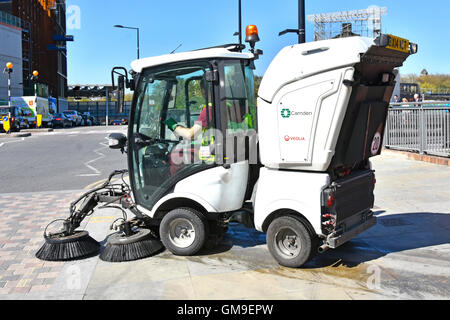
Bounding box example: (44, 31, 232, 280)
(36, 18, 417, 267)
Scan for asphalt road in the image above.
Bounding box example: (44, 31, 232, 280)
(0, 126, 128, 193)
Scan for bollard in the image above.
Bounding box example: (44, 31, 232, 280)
(2, 116, 11, 134)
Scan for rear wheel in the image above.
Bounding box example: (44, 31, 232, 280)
(267, 215, 316, 268)
(159, 207, 208, 256)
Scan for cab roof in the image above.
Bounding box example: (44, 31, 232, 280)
(131, 44, 254, 73)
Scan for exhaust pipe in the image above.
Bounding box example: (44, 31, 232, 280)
(318, 243, 329, 253)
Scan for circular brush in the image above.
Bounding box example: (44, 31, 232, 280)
(36, 230, 100, 261)
(100, 228, 163, 262)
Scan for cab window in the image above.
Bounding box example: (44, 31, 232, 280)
(223, 60, 257, 132)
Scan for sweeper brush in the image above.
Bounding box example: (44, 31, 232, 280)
(35, 230, 100, 261)
(36, 170, 163, 262)
(100, 226, 163, 262)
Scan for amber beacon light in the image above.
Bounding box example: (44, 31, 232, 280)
(245, 25, 260, 52)
(245, 25, 259, 41)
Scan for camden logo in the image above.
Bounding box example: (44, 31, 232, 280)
(280, 108, 312, 118)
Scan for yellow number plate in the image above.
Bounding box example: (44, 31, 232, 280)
(386, 34, 410, 53)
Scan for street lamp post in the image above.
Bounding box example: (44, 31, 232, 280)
(4, 62, 13, 108)
(113, 25, 140, 59)
(3, 62, 13, 134)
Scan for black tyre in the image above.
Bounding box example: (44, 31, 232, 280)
(159, 207, 208, 256)
(266, 215, 316, 268)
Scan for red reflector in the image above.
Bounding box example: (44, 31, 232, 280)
(56, 118, 61, 120)
(373, 179, 377, 184)
(327, 196, 335, 208)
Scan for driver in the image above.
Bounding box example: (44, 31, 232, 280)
(164, 81, 213, 140)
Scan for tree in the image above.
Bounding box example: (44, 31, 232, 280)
(401, 73, 450, 93)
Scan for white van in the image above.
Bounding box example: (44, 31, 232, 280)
(10, 96, 53, 128)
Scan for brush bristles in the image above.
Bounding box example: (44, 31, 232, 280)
(99, 238, 163, 262)
(36, 236, 100, 261)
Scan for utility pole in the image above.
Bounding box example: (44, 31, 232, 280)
(114, 25, 140, 59)
(279, 0, 307, 44)
(238, 0, 242, 46)
(105, 87, 109, 127)
(233, 0, 243, 50)
(298, 0, 306, 44)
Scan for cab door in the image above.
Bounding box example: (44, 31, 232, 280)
(128, 62, 218, 211)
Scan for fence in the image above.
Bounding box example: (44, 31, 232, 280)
(384, 102, 450, 157)
(68, 101, 131, 124)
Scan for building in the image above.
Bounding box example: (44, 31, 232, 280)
(0, 0, 68, 111)
(0, 10, 23, 103)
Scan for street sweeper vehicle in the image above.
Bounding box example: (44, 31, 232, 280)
(36, 26, 417, 267)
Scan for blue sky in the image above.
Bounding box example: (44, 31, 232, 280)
(65, 0, 449, 85)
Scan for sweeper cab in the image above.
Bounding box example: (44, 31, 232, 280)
(37, 26, 417, 267)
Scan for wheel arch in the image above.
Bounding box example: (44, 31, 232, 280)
(153, 197, 212, 221)
(261, 208, 317, 238)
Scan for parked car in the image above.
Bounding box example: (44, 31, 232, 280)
(52, 113, 73, 128)
(92, 117, 100, 126)
(121, 118, 128, 125)
(81, 114, 92, 126)
(63, 110, 82, 126)
(111, 119, 122, 126)
(0, 106, 29, 132)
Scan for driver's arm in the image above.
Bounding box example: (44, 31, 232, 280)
(164, 117, 202, 140)
(174, 124, 202, 140)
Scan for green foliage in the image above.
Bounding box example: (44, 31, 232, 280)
(254, 75, 262, 97)
(401, 73, 450, 93)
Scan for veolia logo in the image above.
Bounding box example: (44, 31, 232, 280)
(281, 108, 291, 118)
(284, 135, 305, 142)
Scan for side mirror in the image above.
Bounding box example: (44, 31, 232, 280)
(108, 132, 127, 153)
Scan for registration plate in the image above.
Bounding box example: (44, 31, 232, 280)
(386, 34, 410, 53)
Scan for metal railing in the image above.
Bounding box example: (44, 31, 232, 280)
(384, 102, 450, 157)
(68, 101, 131, 124)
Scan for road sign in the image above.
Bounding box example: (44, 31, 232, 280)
(2, 116, 10, 132)
(37, 114, 42, 128)
(53, 34, 74, 42)
(46, 44, 67, 51)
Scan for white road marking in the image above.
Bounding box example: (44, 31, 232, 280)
(0, 137, 27, 148)
(77, 139, 109, 177)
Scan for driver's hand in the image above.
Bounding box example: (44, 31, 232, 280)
(164, 118, 178, 131)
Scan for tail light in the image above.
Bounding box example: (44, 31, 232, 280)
(56, 118, 61, 121)
(327, 195, 335, 208)
(11, 117, 15, 122)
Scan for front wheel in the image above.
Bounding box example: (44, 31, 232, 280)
(159, 208, 208, 256)
(266, 215, 316, 268)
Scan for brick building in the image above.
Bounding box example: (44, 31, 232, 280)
(0, 0, 68, 110)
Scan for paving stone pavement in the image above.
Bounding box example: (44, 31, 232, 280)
(0, 190, 83, 295)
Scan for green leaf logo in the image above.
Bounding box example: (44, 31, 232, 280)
(281, 108, 291, 118)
